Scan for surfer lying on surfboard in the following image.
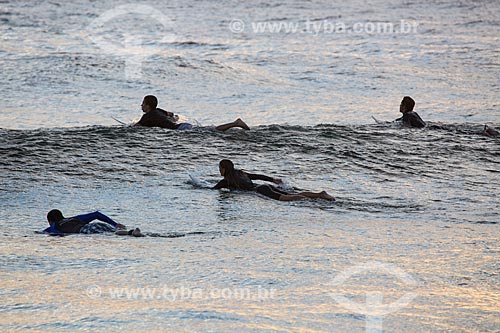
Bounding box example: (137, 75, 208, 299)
(43, 209, 144, 236)
(134, 95, 250, 131)
(213, 159, 335, 201)
(372, 96, 426, 128)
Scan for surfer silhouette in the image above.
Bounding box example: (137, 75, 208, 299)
(483, 125, 499, 136)
(213, 159, 335, 201)
(134, 95, 250, 131)
(43, 209, 144, 236)
(395, 96, 426, 128)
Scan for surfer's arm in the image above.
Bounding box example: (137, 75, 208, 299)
(165, 111, 179, 122)
(72, 211, 119, 227)
(134, 115, 147, 127)
(212, 179, 228, 189)
(43, 225, 63, 234)
(410, 113, 426, 128)
(247, 173, 282, 184)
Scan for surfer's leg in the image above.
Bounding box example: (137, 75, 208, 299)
(131, 228, 145, 237)
(255, 184, 290, 200)
(115, 228, 145, 237)
(279, 191, 335, 201)
(215, 118, 250, 132)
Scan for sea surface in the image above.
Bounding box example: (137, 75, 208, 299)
(1, 0, 499, 332)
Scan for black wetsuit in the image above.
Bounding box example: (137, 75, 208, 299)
(55, 218, 88, 233)
(395, 111, 426, 128)
(43, 211, 118, 234)
(136, 108, 179, 129)
(213, 170, 289, 200)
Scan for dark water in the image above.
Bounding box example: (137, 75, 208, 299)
(2, 123, 499, 226)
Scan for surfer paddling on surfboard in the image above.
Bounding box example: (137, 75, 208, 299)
(134, 95, 250, 131)
(212, 159, 335, 201)
(372, 96, 425, 127)
(394, 96, 426, 128)
(43, 209, 144, 236)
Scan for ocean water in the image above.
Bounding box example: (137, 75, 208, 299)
(1, 0, 499, 332)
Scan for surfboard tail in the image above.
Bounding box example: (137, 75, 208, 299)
(371, 115, 383, 124)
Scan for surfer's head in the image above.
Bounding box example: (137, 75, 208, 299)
(47, 209, 64, 224)
(142, 95, 158, 113)
(400, 96, 415, 113)
(219, 159, 234, 176)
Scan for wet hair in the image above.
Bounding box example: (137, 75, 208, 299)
(143, 95, 158, 109)
(219, 159, 234, 176)
(219, 159, 246, 189)
(402, 96, 415, 111)
(47, 209, 64, 224)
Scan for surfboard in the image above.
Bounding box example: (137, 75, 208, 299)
(188, 174, 214, 188)
(35, 230, 68, 236)
(371, 116, 383, 124)
(111, 116, 129, 125)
